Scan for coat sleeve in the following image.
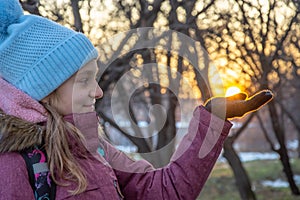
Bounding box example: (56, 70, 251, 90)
(0, 152, 34, 200)
(102, 106, 232, 200)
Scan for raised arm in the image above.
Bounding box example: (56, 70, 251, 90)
(102, 90, 273, 199)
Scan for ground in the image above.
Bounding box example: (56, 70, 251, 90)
(198, 159, 300, 200)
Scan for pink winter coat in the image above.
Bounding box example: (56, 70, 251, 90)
(0, 78, 232, 199)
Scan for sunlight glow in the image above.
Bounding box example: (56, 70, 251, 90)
(225, 86, 241, 97)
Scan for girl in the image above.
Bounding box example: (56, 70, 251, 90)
(0, 0, 273, 199)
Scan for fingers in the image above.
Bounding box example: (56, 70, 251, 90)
(226, 92, 248, 101)
(204, 90, 273, 120)
(244, 90, 274, 113)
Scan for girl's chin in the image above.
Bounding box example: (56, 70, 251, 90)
(82, 105, 95, 112)
(70, 107, 95, 114)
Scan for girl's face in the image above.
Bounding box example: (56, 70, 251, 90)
(46, 60, 103, 115)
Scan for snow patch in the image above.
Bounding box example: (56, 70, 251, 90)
(261, 175, 300, 188)
(218, 152, 279, 163)
(261, 179, 289, 188)
(238, 152, 279, 162)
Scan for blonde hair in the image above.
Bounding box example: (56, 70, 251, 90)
(42, 95, 89, 195)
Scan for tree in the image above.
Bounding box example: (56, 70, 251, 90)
(21, 0, 297, 198)
(21, 0, 218, 167)
(95, 0, 219, 167)
(208, 0, 300, 195)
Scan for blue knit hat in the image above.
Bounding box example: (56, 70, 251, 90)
(0, 0, 98, 101)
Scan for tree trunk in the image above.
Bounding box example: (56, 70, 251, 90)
(223, 138, 256, 200)
(20, 0, 40, 15)
(278, 145, 300, 195)
(70, 0, 83, 32)
(152, 94, 177, 167)
(298, 135, 300, 158)
(276, 100, 300, 158)
(267, 101, 300, 195)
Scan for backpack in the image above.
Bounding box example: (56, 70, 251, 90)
(20, 145, 56, 200)
(20, 145, 106, 200)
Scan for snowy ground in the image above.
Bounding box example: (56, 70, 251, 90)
(217, 151, 280, 162)
(116, 140, 300, 188)
(218, 151, 300, 188)
(260, 175, 300, 188)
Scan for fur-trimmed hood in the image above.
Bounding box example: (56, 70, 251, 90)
(0, 78, 47, 153)
(0, 109, 44, 153)
(0, 78, 102, 154)
(0, 78, 47, 123)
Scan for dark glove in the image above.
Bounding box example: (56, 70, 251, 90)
(204, 90, 274, 119)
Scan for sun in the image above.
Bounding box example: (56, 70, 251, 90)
(225, 86, 241, 97)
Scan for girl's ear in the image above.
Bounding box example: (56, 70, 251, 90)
(40, 96, 50, 104)
(40, 90, 56, 104)
(40, 92, 55, 105)
(40, 91, 59, 111)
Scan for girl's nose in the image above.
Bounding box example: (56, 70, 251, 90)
(90, 81, 103, 99)
(94, 84, 103, 99)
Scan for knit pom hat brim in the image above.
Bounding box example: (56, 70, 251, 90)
(0, 3, 98, 101)
(17, 33, 98, 101)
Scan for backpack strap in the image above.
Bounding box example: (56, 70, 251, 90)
(21, 145, 56, 200)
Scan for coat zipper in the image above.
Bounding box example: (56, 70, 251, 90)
(113, 180, 124, 199)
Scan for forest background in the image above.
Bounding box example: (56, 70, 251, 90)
(20, 0, 300, 199)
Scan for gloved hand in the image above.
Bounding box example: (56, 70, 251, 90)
(204, 90, 274, 120)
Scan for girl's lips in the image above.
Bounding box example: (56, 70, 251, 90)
(83, 105, 95, 110)
(84, 103, 95, 107)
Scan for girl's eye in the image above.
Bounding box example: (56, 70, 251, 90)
(79, 78, 89, 84)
